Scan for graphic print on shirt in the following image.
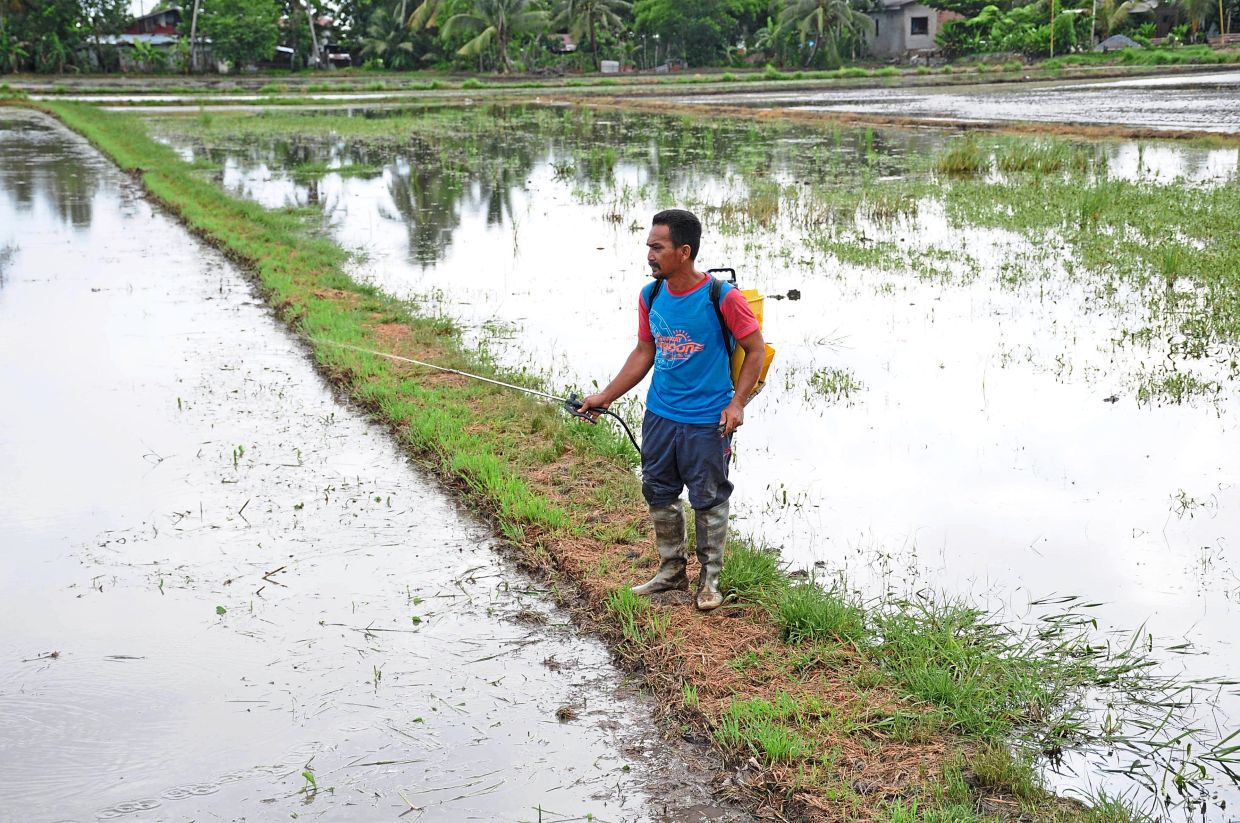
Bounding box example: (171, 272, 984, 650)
(649, 308, 706, 371)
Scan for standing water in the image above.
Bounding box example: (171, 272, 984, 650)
(146, 103, 1240, 817)
(0, 109, 747, 822)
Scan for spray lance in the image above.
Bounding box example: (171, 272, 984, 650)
(314, 339, 642, 453)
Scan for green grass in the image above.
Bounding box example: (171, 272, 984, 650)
(1043, 44, 1240, 70)
(719, 542, 786, 604)
(714, 693, 815, 764)
(605, 586, 672, 647)
(775, 581, 869, 645)
(289, 161, 383, 180)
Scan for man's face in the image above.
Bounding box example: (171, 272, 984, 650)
(646, 224, 687, 278)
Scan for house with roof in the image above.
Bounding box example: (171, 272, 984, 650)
(125, 6, 183, 36)
(868, 0, 959, 59)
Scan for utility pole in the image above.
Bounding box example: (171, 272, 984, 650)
(189, 0, 202, 73)
(1049, 0, 1056, 57)
(304, 0, 322, 68)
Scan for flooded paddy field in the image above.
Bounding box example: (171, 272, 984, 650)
(676, 70, 1240, 134)
(140, 102, 1240, 817)
(0, 109, 747, 822)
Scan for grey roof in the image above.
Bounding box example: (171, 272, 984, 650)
(1096, 33, 1143, 51)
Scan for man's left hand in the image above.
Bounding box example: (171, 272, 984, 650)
(719, 401, 744, 437)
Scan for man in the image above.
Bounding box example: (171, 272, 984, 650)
(578, 209, 765, 611)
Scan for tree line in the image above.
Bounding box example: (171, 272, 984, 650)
(0, 0, 1233, 74)
(936, 0, 1235, 58)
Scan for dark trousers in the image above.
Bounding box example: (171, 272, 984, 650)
(640, 410, 733, 511)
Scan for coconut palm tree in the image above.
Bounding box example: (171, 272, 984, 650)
(361, 1, 417, 68)
(1094, 0, 1136, 37)
(774, 0, 874, 67)
(408, 0, 444, 30)
(553, 0, 630, 71)
(442, 0, 549, 73)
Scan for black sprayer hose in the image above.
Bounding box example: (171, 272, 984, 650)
(312, 340, 643, 455)
(563, 394, 641, 455)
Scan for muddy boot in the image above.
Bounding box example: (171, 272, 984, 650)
(693, 502, 728, 611)
(632, 502, 689, 596)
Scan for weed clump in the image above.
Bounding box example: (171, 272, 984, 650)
(720, 542, 785, 604)
(935, 136, 988, 176)
(775, 581, 868, 645)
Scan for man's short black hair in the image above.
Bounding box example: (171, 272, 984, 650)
(652, 209, 702, 260)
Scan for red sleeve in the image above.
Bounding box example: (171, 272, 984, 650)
(638, 293, 653, 342)
(721, 289, 760, 340)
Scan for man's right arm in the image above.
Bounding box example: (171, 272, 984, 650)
(577, 340, 655, 419)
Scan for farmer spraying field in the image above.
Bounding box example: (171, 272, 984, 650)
(578, 209, 766, 611)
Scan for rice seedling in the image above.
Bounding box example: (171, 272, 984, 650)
(935, 136, 989, 176)
(807, 366, 864, 403)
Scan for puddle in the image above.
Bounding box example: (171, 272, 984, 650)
(0, 109, 749, 823)
(141, 103, 1240, 816)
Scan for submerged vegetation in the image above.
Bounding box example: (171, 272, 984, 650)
(27, 98, 1240, 820)
(151, 104, 1240, 406)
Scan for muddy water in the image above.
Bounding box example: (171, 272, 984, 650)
(679, 70, 1240, 133)
(146, 105, 1240, 815)
(0, 110, 747, 823)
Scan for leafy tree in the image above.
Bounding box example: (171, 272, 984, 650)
(441, 0, 549, 72)
(552, 0, 630, 70)
(8, 0, 84, 72)
(634, 0, 749, 65)
(130, 38, 168, 70)
(80, 0, 129, 70)
(0, 23, 30, 72)
(774, 0, 874, 67)
(926, 0, 1010, 16)
(199, 0, 281, 69)
(334, 0, 384, 52)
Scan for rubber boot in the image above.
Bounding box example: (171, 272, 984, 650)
(632, 502, 689, 596)
(694, 501, 728, 611)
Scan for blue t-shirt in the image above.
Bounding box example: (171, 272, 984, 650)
(640, 278, 735, 424)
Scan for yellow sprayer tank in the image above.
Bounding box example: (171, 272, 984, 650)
(730, 287, 776, 402)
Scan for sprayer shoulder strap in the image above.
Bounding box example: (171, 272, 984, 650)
(645, 277, 733, 355)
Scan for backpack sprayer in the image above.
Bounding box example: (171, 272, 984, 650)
(315, 267, 774, 455)
(709, 267, 776, 403)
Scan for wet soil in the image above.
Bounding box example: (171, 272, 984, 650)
(0, 109, 750, 822)
(674, 70, 1240, 134)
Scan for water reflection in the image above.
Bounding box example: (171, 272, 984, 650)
(385, 150, 464, 265)
(0, 114, 101, 227)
